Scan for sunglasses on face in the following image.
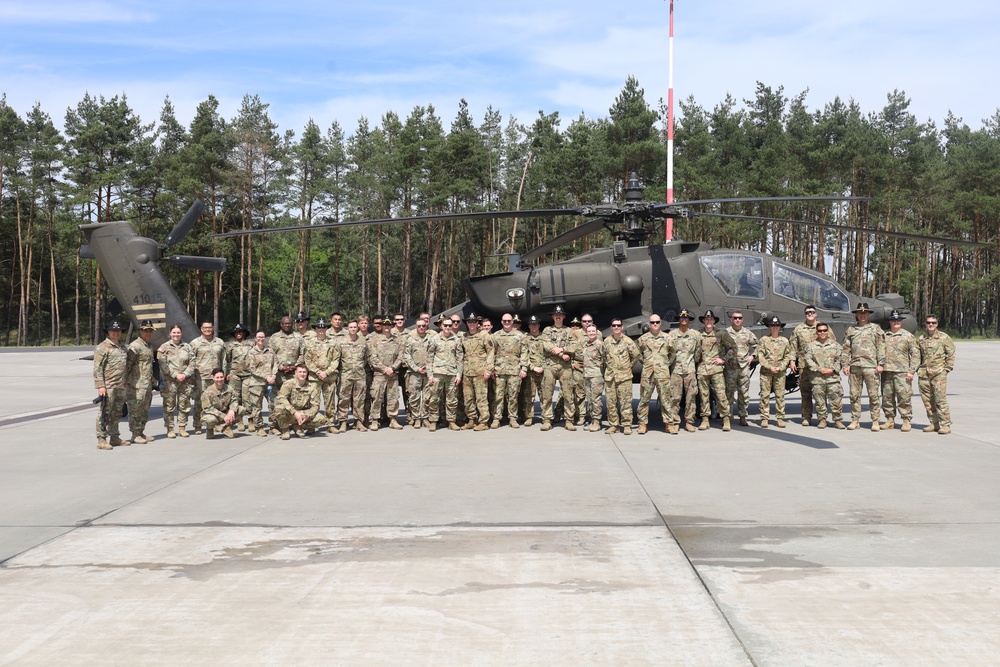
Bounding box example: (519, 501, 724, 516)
(817, 328, 829, 333)
(731, 316, 743, 320)
(649, 320, 661, 324)
(611, 323, 623, 328)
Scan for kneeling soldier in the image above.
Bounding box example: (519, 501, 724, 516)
(201, 368, 244, 438)
(273, 364, 328, 439)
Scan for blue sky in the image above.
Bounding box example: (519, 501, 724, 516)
(2, 0, 998, 138)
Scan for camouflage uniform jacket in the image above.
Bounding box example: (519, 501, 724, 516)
(428, 333, 464, 376)
(245, 346, 277, 387)
(723, 326, 757, 370)
(542, 325, 579, 370)
(492, 329, 527, 375)
(463, 330, 495, 376)
(523, 333, 547, 371)
(917, 331, 955, 375)
(403, 333, 434, 373)
(269, 330, 304, 372)
(581, 338, 604, 378)
(191, 336, 227, 378)
(226, 339, 254, 377)
(366, 332, 403, 374)
(789, 322, 836, 365)
(668, 329, 702, 375)
(696, 329, 732, 377)
(805, 340, 843, 377)
(94, 337, 128, 389)
(842, 322, 886, 369)
(569, 328, 587, 371)
(637, 331, 672, 376)
(157, 340, 195, 382)
(757, 335, 792, 374)
(884, 329, 919, 373)
(202, 384, 240, 419)
(277, 380, 321, 419)
(126, 337, 156, 390)
(304, 337, 338, 381)
(602, 335, 639, 383)
(338, 336, 368, 381)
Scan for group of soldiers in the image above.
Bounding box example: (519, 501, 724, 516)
(92, 303, 956, 449)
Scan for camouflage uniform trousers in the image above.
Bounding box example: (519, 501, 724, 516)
(337, 376, 368, 425)
(572, 367, 586, 423)
(162, 378, 194, 429)
(462, 375, 491, 425)
(127, 386, 153, 436)
(202, 405, 246, 430)
(605, 379, 633, 428)
(492, 374, 522, 423)
(811, 377, 844, 422)
(880, 371, 913, 422)
(272, 407, 327, 431)
(96, 387, 126, 439)
(759, 371, 787, 420)
(541, 365, 576, 423)
(918, 370, 951, 428)
(405, 372, 431, 423)
(242, 383, 269, 430)
(269, 371, 295, 418)
(427, 374, 460, 424)
(313, 376, 339, 421)
(192, 374, 215, 430)
(848, 368, 882, 422)
(521, 371, 544, 424)
(229, 373, 248, 425)
(669, 372, 698, 427)
(697, 372, 730, 418)
(725, 367, 754, 419)
(582, 376, 605, 424)
(637, 372, 671, 426)
(798, 368, 817, 421)
(369, 374, 401, 423)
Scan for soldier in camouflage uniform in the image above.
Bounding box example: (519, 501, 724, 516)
(602, 318, 639, 434)
(788, 305, 833, 427)
(567, 317, 587, 425)
(696, 310, 733, 432)
(244, 331, 277, 436)
(667, 310, 702, 433)
(296, 311, 314, 341)
(225, 324, 253, 431)
(841, 303, 886, 431)
(917, 314, 955, 435)
(273, 364, 328, 439)
(460, 315, 493, 430)
(269, 316, 305, 433)
(125, 320, 157, 444)
(94, 319, 128, 449)
(491, 314, 527, 428)
(201, 369, 244, 438)
(337, 321, 369, 431)
(804, 323, 845, 429)
(881, 310, 920, 431)
(403, 318, 434, 428)
(366, 317, 405, 430)
(521, 316, 547, 426)
(637, 314, 673, 434)
(541, 306, 579, 431)
(158, 324, 195, 438)
(190, 320, 227, 435)
(580, 325, 605, 431)
(757, 316, 792, 428)
(304, 317, 340, 427)
(723, 311, 757, 427)
(426, 318, 464, 431)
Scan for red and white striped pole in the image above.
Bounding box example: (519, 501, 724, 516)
(665, 0, 675, 241)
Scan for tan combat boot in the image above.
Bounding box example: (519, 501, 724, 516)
(222, 426, 235, 438)
(448, 422, 460, 431)
(801, 418, 811, 427)
(97, 437, 112, 450)
(166, 428, 176, 439)
(698, 417, 710, 430)
(461, 421, 475, 430)
(776, 419, 786, 429)
(817, 419, 827, 429)
(846, 421, 859, 430)
(759, 419, 769, 429)
(623, 426, 632, 435)
(565, 422, 577, 431)
(369, 421, 380, 432)
(871, 422, 881, 432)
(684, 423, 696, 433)
(605, 426, 619, 434)
(668, 425, 679, 435)
(834, 420, 846, 429)
(938, 425, 951, 435)
(900, 419, 911, 432)
(722, 417, 731, 432)
(923, 422, 938, 433)
(474, 423, 489, 431)
(257, 428, 268, 436)
(294, 428, 306, 438)
(411, 419, 422, 429)
(110, 435, 127, 446)
(490, 420, 500, 429)
(427, 421, 437, 432)
(131, 433, 147, 444)
(881, 419, 896, 430)
(280, 430, 291, 440)
(739, 417, 749, 427)
(540, 422, 552, 432)
(587, 423, 601, 432)
(338, 422, 347, 433)
(509, 421, 520, 429)
(389, 420, 403, 430)
(637, 424, 648, 435)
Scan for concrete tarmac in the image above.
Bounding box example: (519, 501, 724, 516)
(1, 343, 998, 665)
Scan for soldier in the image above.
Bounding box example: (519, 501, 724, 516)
(190, 319, 227, 435)
(158, 324, 195, 438)
(667, 310, 701, 433)
(723, 311, 757, 427)
(269, 316, 304, 433)
(757, 315, 792, 428)
(403, 318, 434, 428)
(304, 317, 340, 426)
(696, 310, 733, 432)
(201, 368, 243, 439)
(788, 305, 830, 427)
(296, 311, 315, 341)
(881, 310, 920, 431)
(426, 317, 464, 431)
(602, 318, 639, 434)
(521, 316, 546, 426)
(390, 313, 409, 410)
(580, 325, 605, 431)
(225, 324, 253, 431)
(366, 317, 404, 430)
(567, 317, 587, 425)
(637, 313, 673, 434)
(329, 312, 346, 338)
(244, 330, 277, 436)
(125, 320, 157, 444)
(805, 323, 846, 429)
(357, 315, 371, 337)
(541, 306, 579, 431)
(337, 321, 369, 432)
(93, 319, 128, 449)
(491, 313, 527, 428)
(273, 364, 327, 439)
(842, 302, 887, 431)
(461, 314, 495, 431)
(917, 314, 955, 435)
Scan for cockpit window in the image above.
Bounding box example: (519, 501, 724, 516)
(772, 262, 850, 312)
(700, 254, 764, 299)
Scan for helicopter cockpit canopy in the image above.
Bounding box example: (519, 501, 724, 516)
(772, 262, 850, 312)
(700, 254, 764, 299)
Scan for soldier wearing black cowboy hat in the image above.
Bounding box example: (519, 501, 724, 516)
(842, 302, 887, 431)
(756, 315, 792, 428)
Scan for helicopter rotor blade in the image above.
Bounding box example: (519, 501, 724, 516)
(162, 255, 228, 272)
(210, 208, 583, 239)
(693, 212, 995, 248)
(162, 199, 206, 251)
(663, 195, 871, 208)
(519, 217, 609, 265)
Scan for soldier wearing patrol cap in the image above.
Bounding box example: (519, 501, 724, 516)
(918, 313, 955, 435)
(94, 319, 128, 449)
(696, 310, 734, 431)
(461, 312, 494, 430)
(126, 319, 157, 443)
(757, 315, 792, 428)
(842, 302, 886, 431)
(225, 323, 253, 431)
(540, 306, 578, 431)
(521, 315, 547, 425)
(667, 309, 701, 433)
(881, 309, 919, 431)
